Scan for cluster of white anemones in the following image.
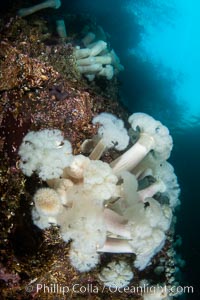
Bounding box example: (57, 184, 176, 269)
(75, 32, 124, 81)
(18, 112, 180, 297)
(17, 1, 124, 81)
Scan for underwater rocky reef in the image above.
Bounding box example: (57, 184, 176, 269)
(0, 2, 184, 300)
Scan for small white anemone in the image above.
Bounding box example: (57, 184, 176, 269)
(18, 129, 73, 180)
(64, 155, 90, 179)
(90, 112, 129, 160)
(99, 260, 133, 288)
(83, 160, 120, 203)
(33, 187, 62, 217)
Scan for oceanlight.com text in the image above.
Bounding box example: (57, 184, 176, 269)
(25, 283, 194, 296)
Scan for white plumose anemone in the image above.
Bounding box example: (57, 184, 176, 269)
(18, 129, 72, 180)
(111, 113, 173, 173)
(99, 260, 133, 288)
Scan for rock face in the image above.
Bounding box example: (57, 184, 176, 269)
(0, 17, 126, 161)
(0, 16, 131, 300)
